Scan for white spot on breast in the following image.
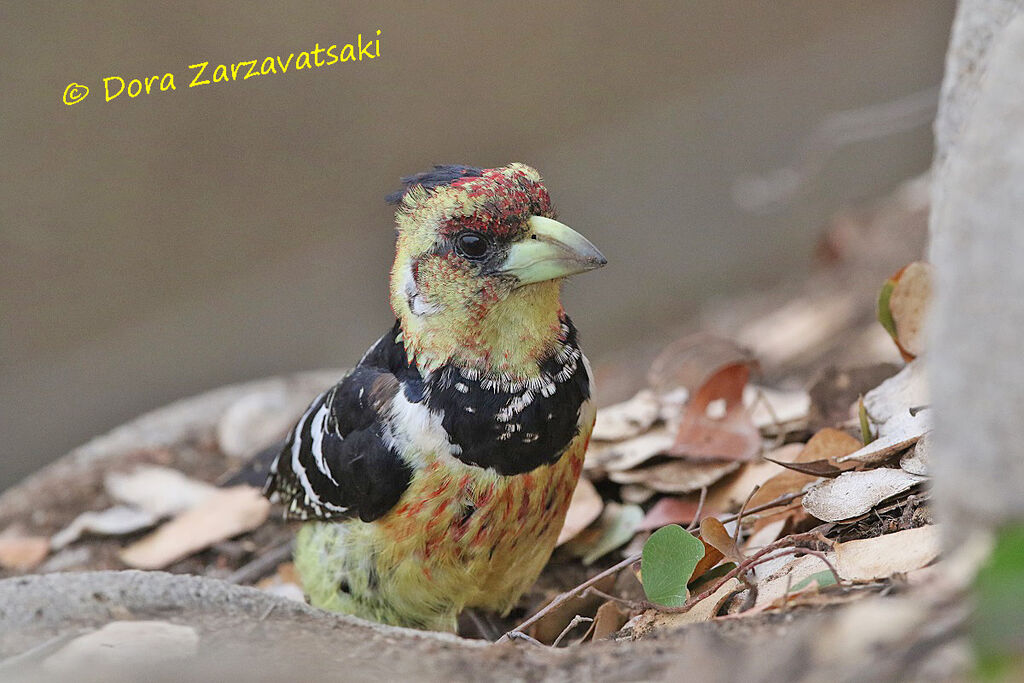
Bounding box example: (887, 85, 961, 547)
(384, 390, 457, 465)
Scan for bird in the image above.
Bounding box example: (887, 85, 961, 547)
(263, 163, 606, 632)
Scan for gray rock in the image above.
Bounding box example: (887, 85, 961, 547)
(930, 3, 1024, 533)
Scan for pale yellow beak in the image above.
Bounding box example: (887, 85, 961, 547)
(499, 216, 607, 286)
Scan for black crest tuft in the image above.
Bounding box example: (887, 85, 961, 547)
(385, 164, 483, 205)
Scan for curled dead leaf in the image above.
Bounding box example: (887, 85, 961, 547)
(669, 363, 761, 462)
(608, 459, 740, 494)
(556, 477, 604, 546)
(834, 525, 940, 581)
(801, 468, 926, 522)
(120, 486, 270, 570)
(638, 497, 712, 532)
(590, 600, 631, 641)
(838, 361, 930, 464)
(700, 517, 745, 564)
(878, 261, 933, 360)
(648, 333, 757, 395)
(591, 390, 661, 441)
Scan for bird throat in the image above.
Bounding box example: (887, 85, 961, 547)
(397, 279, 565, 380)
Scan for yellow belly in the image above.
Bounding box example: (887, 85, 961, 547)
(295, 427, 590, 631)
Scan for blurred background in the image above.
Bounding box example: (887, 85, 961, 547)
(2, 1, 954, 490)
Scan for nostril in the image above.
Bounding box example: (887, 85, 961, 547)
(531, 234, 538, 240)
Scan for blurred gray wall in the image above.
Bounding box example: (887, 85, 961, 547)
(1, 1, 954, 489)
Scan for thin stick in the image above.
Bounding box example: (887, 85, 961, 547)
(552, 615, 593, 648)
(582, 586, 645, 610)
(733, 484, 761, 543)
(754, 387, 790, 448)
(225, 540, 293, 584)
(496, 553, 638, 643)
(496, 490, 808, 643)
(687, 487, 708, 532)
(504, 631, 544, 646)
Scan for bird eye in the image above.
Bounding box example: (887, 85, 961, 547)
(454, 231, 490, 260)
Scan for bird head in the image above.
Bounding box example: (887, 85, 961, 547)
(387, 163, 606, 377)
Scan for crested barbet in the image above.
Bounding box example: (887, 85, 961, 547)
(264, 163, 606, 631)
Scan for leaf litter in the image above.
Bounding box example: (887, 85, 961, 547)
(502, 257, 948, 647)
(2, 238, 957, 664)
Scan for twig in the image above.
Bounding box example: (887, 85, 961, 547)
(733, 484, 761, 545)
(504, 630, 545, 646)
(753, 387, 790, 448)
(552, 615, 594, 648)
(686, 487, 708, 532)
(582, 586, 645, 610)
(225, 540, 293, 584)
(496, 553, 638, 643)
(719, 489, 804, 526)
(496, 490, 808, 643)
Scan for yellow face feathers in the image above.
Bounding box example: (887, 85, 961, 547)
(387, 164, 605, 378)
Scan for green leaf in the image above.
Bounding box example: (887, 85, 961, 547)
(973, 524, 1024, 680)
(641, 524, 705, 607)
(858, 395, 875, 446)
(877, 278, 898, 339)
(791, 570, 837, 592)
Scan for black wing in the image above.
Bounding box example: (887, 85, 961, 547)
(263, 323, 417, 522)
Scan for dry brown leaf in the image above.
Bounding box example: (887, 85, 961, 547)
(746, 470, 814, 512)
(690, 540, 726, 583)
(834, 525, 940, 581)
(607, 459, 739, 494)
(706, 446, 801, 511)
(745, 429, 863, 524)
(637, 497, 713, 531)
(626, 578, 742, 639)
(796, 428, 863, 463)
(802, 468, 925, 522)
(120, 486, 270, 570)
(750, 552, 840, 613)
(746, 385, 811, 432)
(669, 363, 761, 462)
(556, 477, 604, 546)
(590, 600, 630, 641)
(0, 533, 49, 571)
(585, 427, 674, 473)
(591, 390, 661, 441)
(620, 484, 656, 504)
(838, 361, 929, 465)
(900, 432, 930, 476)
(700, 518, 744, 564)
(885, 261, 934, 359)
